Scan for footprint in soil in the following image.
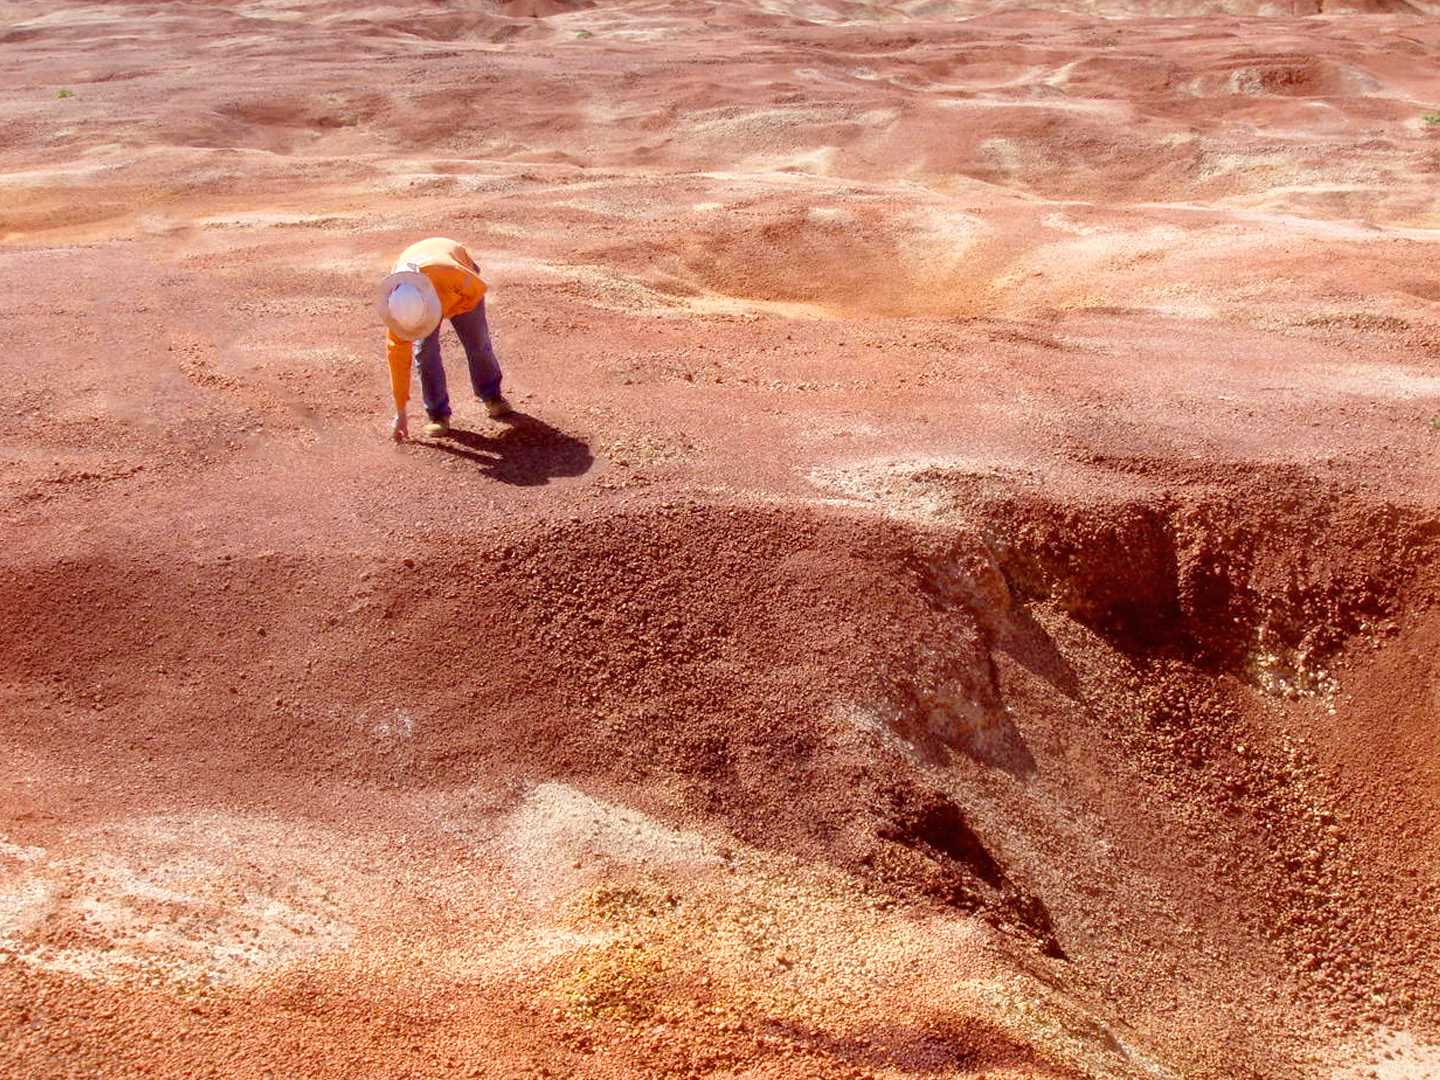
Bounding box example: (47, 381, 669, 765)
(421, 413, 593, 487)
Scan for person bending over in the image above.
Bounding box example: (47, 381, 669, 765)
(377, 236, 513, 442)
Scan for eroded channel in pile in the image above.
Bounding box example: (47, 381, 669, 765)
(813, 457, 1440, 1021)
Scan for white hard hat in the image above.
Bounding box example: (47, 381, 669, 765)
(389, 284, 427, 327)
(376, 270, 442, 341)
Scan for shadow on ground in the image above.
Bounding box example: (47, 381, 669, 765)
(423, 414, 593, 486)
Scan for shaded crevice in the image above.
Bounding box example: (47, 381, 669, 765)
(945, 479, 1440, 693)
(873, 784, 1063, 958)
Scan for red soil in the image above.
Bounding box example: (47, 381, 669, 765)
(1, 2, 1439, 1078)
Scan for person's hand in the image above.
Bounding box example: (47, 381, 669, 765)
(392, 412, 408, 442)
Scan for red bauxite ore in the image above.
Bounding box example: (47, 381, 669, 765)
(2, 1, 1439, 1078)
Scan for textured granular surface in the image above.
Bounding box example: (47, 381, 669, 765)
(1, 1, 1439, 1078)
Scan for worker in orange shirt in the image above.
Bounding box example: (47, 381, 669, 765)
(377, 237, 513, 442)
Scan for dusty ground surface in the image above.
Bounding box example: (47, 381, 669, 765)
(2, 1, 1439, 1077)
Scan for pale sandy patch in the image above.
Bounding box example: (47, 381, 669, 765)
(0, 813, 358, 982)
(809, 455, 1042, 520)
(1322, 364, 1440, 401)
(1330, 1029, 1440, 1079)
(499, 782, 720, 902)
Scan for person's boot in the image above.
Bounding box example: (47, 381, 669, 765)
(484, 396, 514, 419)
(423, 417, 451, 437)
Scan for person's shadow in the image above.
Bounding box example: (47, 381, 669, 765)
(422, 413, 593, 486)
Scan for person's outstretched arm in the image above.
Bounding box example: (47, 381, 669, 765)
(387, 331, 412, 441)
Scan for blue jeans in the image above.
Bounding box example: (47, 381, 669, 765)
(414, 299, 503, 421)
